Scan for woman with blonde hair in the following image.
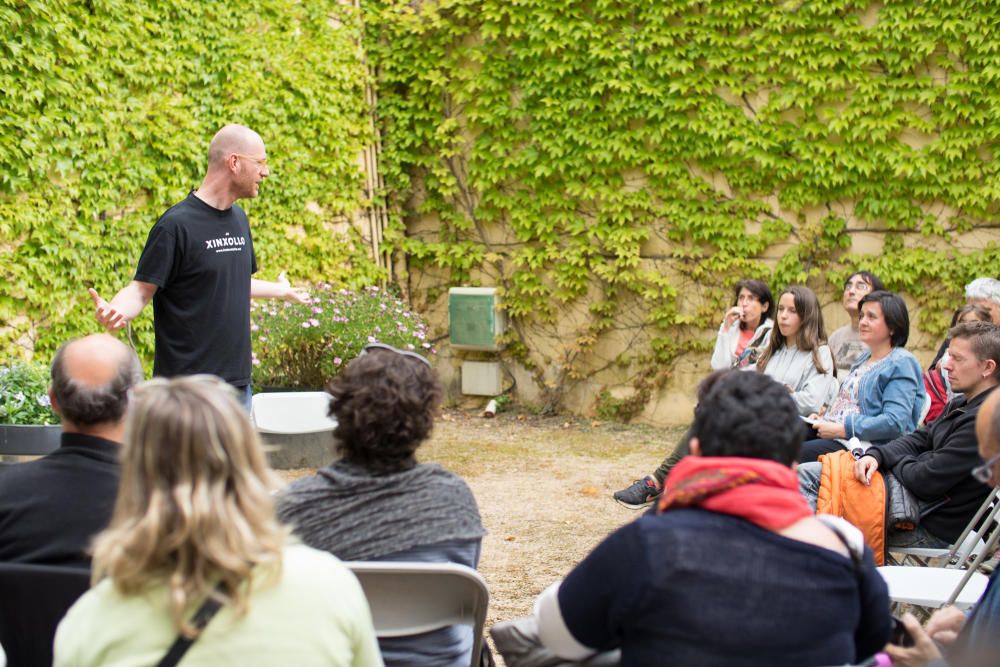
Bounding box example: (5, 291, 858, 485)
(54, 375, 382, 667)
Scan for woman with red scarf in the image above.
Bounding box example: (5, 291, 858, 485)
(533, 371, 892, 667)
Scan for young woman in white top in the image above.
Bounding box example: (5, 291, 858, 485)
(711, 279, 775, 370)
(756, 285, 838, 416)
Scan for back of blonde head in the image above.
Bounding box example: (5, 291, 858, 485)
(91, 375, 286, 635)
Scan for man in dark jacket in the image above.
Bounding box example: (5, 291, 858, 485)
(886, 386, 1000, 667)
(800, 321, 1000, 549)
(0, 334, 142, 568)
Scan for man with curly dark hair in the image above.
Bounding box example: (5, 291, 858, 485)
(277, 343, 486, 667)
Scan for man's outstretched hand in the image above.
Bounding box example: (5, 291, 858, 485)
(88, 288, 127, 331)
(277, 271, 311, 305)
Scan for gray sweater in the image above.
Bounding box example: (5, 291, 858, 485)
(761, 345, 838, 415)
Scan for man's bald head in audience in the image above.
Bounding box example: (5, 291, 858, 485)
(50, 334, 143, 428)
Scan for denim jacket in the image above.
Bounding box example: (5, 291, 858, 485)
(843, 347, 926, 445)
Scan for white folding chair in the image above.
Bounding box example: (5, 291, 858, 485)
(887, 488, 999, 567)
(250, 392, 337, 434)
(879, 492, 1000, 611)
(345, 561, 489, 667)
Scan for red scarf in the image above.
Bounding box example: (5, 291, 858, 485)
(656, 456, 811, 531)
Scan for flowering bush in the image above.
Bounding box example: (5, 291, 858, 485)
(251, 285, 435, 388)
(0, 361, 59, 425)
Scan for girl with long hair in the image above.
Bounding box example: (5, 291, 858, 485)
(756, 285, 838, 415)
(55, 376, 381, 667)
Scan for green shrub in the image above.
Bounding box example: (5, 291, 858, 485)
(251, 285, 435, 389)
(0, 361, 59, 425)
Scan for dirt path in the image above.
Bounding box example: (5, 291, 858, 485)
(280, 408, 686, 663)
(424, 409, 685, 626)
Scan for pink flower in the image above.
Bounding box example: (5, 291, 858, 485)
(367, 336, 377, 343)
(251, 323, 259, 331)
(312, 306, 323, 314)
(259, 336, 268, 342)
(309, 318, 320, 327)
(334, 357, 343, 365)
(302, 322, 311, 328)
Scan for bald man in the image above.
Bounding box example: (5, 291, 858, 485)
(0, 335, 143, 567)
(886, 389, 1000, 667)
(88, 125, 307, 408)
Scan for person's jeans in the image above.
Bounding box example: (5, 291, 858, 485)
(235, 384, 253, 413)
(799, 438, 845, 463)
(797, 461, 822, 511)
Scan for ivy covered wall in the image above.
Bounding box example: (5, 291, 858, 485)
(0, 0, 381, 363)
(364, 0, 1000, 420)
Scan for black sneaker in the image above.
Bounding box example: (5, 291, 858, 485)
(613, 476, 661, 509)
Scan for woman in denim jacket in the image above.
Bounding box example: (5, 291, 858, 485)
(800, 291, 926, 463)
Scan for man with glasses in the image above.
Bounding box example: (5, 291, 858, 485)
(801, 321, 1000, 553)
(828, 271, 885, 375)
(87, 124, 307, 409)
(886, 389, 1000, 667)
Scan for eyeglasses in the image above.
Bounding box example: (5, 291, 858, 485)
(844, 281, 872, 293)
(362, 342, 432, 368)
(233, 153, 268, 168)
(971, 451, 1000, 485)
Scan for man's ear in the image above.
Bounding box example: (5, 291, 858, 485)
(689, 437, 701, 457)
(983, 358, 997, 379)
(48, 387, 62, 417)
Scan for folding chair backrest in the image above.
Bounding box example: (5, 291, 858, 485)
(345, 561, 489, 667)
(947, 488, 1000, 566)
(250, 392, 337, 434)
(0, 562, 91, 667)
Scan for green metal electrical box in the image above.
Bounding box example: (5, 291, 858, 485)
(448, 287, 505, 351)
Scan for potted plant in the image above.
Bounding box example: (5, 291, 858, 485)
(0, 360, 61, 456)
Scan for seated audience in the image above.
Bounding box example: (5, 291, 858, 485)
(54, 376, 381, 667)
(541, 371, 891, 666)
(800, 290, 925, 462)
(711, 279, 774, 370)
(925, 304, 993, 424)
(886, 388, 1000, 667)
(278, 344, 486, 667)
(615, 284, 835, 508)
(799, 321, 999, 553)
(964, 276, 1000, 325)
(828, 271, 886, 375)
(0, 334, 142, 568)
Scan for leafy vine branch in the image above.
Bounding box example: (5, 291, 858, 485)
(367, 0, 1000, 418)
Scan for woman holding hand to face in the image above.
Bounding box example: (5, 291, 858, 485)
(799, 291, 925, 463)
(711, 279, 775, 371)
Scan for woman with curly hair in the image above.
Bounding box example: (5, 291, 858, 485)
(278, 344, 486, 667)
(54, 375, 381, 667)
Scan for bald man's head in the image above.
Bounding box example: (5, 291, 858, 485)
(51, 334, 143, 426)
(207, 124, 264, 167)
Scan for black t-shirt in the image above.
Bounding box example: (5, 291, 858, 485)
(134, 192, 257, 385)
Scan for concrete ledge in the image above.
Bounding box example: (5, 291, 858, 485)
(261, 431, 335, 470)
